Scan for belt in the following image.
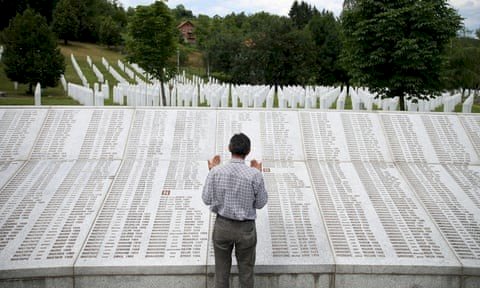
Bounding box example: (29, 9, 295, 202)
(217, 214, 254, 222)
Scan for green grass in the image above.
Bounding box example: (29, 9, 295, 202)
(472, 104, 480, 113)
(0, 61, 79, 105)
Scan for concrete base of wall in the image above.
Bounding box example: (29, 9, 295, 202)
(1, 273, 479, 288)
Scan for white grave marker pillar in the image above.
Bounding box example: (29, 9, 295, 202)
(34, 83, 41, 106)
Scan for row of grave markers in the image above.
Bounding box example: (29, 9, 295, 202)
(17, 52, 476, 113)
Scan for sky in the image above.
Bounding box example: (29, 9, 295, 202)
(118, 0, 480, 34)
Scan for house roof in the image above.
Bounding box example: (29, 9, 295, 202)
(177, 20, 194, 29)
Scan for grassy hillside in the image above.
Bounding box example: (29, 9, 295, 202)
(0, 41, 131, 105)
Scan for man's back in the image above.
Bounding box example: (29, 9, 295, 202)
(202, 158, 267, 221)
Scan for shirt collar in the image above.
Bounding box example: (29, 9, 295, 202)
(230, 158, 245, 164)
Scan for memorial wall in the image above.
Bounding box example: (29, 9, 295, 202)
(0, 107, 479, 288)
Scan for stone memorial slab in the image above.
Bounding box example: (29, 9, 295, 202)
(398, 163, 480, 274)
(460, 115, 480, 158)
(0, 160, 120, 279)
(0, 161, 24, 189)
(381, 113, 478, 164)
(258, 111, 305, 161)
(30, 109, 132, 160)
(307, 160, 460, 274)
(76, 160, 210, 275)
(1, 107, 479, 287)
(125, 109, 216, 160)
(0, 109, 47, 160)
(216, 110, 304, 161)
(216, 110, 263, 161)
(300, 111, 392, 162)
(207, 161, 334, 274)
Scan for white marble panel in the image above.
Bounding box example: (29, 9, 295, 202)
(300, 111, 350, 161)
(339, 112, 392, 162)
(307, 161, 460, 274)
(0, 160, 120, 278)
(300, 111, 391, 162)
(30, 109, 132, 160)
(398, 163, 480, 274)
(216, 110, 263, 161)
(0, 161, 24, 189)
(460, 115, 480, 158)
(258, 111, 305, 161)
(216, 110, 304, 162)
(381, 113, 478, 164)
(258, 161, 333, 272)
(76, 160, 210, 275)
(125, 109, 216, 161)
(0, 109, 47, 160)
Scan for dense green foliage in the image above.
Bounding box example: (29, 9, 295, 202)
(341, 0, 462, 110)
(196, 8, 346, 87)
(289, 0, 319, 29)
(0, 0, 59, 29)
(99, 16, 123, 47)
(308, 11, 346, 86)
(2, 9, 65, 94)
(126, 1, 176, 105)
(171, 5, 194, 22)
(52, 0, 85, 45)
(445, 37, 480, 95)
(1, 0, 127, 44)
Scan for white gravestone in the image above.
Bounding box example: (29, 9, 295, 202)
(34, 83, 41, 106)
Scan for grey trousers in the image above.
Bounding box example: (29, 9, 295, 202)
(213, 215, 257, 288)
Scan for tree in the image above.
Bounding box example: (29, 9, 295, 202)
(2, 9, 65, 94)
(445, 37, 480, 96)
(308, 11, 345, 86)
(341, 0, 461, 110)
(52, 0, 85, 45)
(172, 4, 194, 22)
(343, 0, 356, 10)
(126, 1, 177, 105)
(476, 28, 480, 40)
(194, 15, 212, 49)
(205, 15, 243, 78)
(289, 0, 319, 29)
(99, 16, 123, 48)
(229, 13, 316, 86)
(26, 0, 59, 23)
(0, 0, 59, 30)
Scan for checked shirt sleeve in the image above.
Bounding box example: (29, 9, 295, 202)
(202, 172, 214, 205)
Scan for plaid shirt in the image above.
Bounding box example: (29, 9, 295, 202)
(202, 158, 268, 221)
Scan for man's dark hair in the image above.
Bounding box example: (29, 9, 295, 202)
(229, 133, 251, 157)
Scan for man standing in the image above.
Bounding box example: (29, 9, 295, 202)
(202, 133, 268, 288)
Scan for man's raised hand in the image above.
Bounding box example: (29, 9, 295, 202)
(250, 159, 262, 171)
(208, 155, 221, 170)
